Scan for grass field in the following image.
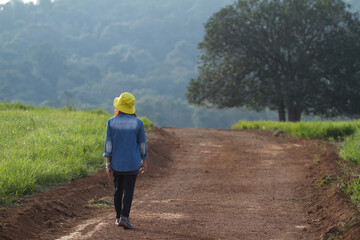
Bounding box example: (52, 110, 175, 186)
(232, 120, 360, 140)
(232, 119, 360, 207)
(0, 102, 153, 206)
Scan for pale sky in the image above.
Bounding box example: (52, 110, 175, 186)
(0, 0, 37, 4)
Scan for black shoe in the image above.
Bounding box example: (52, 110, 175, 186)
(119, 217, 133, 229)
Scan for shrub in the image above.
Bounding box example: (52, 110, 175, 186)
(139, 116, 155, 130)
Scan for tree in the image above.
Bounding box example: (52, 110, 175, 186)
(186, 0, 360, 121)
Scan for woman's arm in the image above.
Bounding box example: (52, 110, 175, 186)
(104, 120, 113, 180)
(138, 121, 148, 173)
(103, 120, 113, 157)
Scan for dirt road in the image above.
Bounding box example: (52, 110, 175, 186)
(1, 128, 360, 239)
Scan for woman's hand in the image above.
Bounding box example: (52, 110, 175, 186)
(106, 166, 112, 180)
(140, 159, 147, 174)
(105, 161, 112, 181)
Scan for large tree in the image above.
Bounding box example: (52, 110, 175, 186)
(187, 0, 360, 121)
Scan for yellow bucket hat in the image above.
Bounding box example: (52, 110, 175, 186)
(113, 92, 136, 114)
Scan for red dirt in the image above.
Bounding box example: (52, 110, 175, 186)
(1, 127, 360, 239)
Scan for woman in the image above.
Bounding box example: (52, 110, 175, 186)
(103, 92, 148, 229)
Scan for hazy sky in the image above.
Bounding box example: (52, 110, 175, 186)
(0, 0, 36, 4)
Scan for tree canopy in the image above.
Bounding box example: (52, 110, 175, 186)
(187, 0, 360, 121)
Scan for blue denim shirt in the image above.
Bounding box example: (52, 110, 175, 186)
(103, 114, 148, 172)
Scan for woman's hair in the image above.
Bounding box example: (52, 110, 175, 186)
(114, 108, 137, 117)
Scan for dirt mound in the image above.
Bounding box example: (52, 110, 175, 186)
(143, 127, 179, 178)
(0, 127, 176, 240)
(0, 170, 112, 240)
(304, 140, 360, 239)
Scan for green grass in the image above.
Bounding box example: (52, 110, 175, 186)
(339, 130, 360, 165)
(342, 176, 360, 206)
(232, 120, 360, 140)
(0, 102, 153, 206)
(140, 116, 155, 131)
(339, 130, 360, 209)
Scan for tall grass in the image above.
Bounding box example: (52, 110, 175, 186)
(0, 102, 153, 206)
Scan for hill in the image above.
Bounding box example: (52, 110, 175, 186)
(0, 0, 279, 128)
(1, 0, 359, 127)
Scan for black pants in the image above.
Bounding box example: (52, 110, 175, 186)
(113, 172, 137, 218)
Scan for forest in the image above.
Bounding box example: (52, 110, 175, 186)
(0, 0, 359, 127)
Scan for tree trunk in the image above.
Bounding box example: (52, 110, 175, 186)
(287, 102, 302, 122)
(277, 101, 286, 122)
